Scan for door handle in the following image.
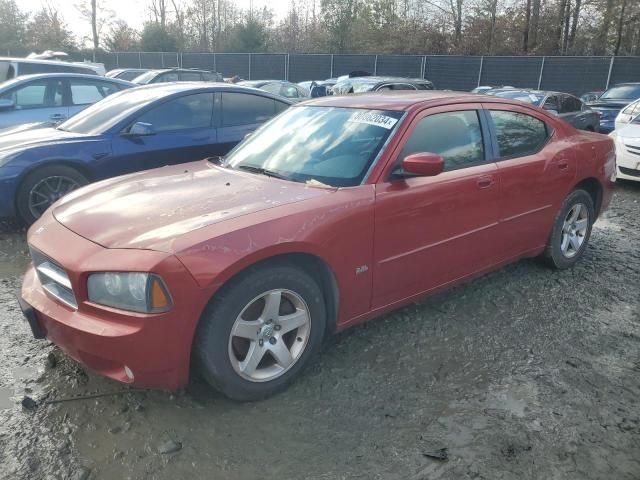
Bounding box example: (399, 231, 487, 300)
(477, 175, 494, 189)
(50, 113, 66, 121)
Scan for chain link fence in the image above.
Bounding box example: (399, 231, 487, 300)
(6, 50, 639, 95)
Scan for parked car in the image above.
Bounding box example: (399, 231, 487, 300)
(610, 116, 640, 182)
(18, 91, 614, 401)
(331, 76, 434, 95)
(580, 91, 603, 103)
(586, 83, 640, 134)
(298, 79, 338, 98)
(0, 57, 98, 83)
(132, 68, 223, 85)
(298, 79, 337, 91)
(0, 73, 134, 131)
(614, 99, 640, 131)
(471, 85, 514, 94)
(238, 80, 310, 102)
(487, 89, 599, 131)
(106, 68, 149, 81)
(0, 83, 291, 224)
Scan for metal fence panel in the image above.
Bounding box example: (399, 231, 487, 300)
(116, 52, 141, 68)
(250, 54, 286, 80)
(139, 52, 163, 68)
(215, 53, 250, 79)
(480, 56, 544, 89)
(376, 55, 423, 78)
(181, 53, 214, 70)
(162, 52, 180, 68)
(425, 56, 481, 91)
(288, 54, 332, 82)
(332, 55, 376, 77)
(95, 52, 117, 71)
(609, 57, 640, 87)
(540, 56, 611, 95)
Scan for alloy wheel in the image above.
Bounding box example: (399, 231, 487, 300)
(28, 176, 80, 219)
(560, 202, 589, 258)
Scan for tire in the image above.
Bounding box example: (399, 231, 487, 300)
(16, 165, 89, 226)
(194, 264, 327, 401)
(543, 189, 594, 269)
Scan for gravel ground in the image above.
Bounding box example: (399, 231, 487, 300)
(0, 181, 639, 480)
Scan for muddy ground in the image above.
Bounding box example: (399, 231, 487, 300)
(0, 182, 639, 480)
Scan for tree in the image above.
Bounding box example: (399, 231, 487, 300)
(228, 18, 267, 52)
(76, 0, 113, 59)
(0, 0, 28, 53)
(140, 22, 177, 51)
(104, 20, 139, 51)
(27, 6, 76, 52)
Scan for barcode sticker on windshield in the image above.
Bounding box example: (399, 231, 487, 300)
(348, 112, 398, 130)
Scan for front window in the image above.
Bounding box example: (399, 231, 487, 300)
(600, 85, 640, 101)
(225, 106, 404, 187)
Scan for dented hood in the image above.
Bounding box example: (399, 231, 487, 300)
(53, 160, 333, 252)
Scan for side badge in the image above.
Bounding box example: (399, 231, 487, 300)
(355, 265, 369, 275)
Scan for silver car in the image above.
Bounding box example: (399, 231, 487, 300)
(0, 73, 134, 131)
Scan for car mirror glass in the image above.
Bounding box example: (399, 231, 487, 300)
(127, 122, 155, 136)
(0, 98, 15, 111)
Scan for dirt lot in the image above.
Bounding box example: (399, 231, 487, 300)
(0, 181, 639, 480)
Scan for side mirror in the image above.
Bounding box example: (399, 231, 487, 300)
(310, 85, 327, 98)
(127, 122, 155, 136)
(401, 152, 444, 177)
(0, 98, 15, 111)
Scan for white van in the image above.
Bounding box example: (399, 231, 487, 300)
(0, 57, 97, 83)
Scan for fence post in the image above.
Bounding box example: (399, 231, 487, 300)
(285, 54, 290, 80)
(605, 56, 615, 89)
(330, 54, 334, 78)
(115, 52, 119, 68)
(138, 52, 142, 68)
(176, 52, 180, 68)
(374, 55, 378, 75)
(248, 54, 251, 80)
(213, 53, 216, 73)
(477, 56, 484, 87)
(537, 56, 546, 90)
(161, 53, 165, 68)
(422, 55, 427, 80)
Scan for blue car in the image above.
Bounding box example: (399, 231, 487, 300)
(0, 73, 134, 131)
(0, 83, 291, 224)
(586, 82, 640, 134)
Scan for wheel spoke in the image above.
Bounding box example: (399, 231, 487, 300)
(278, 309, 308, 334)
(261, 291, 282, 321)
(569, 234, 581, 252)
(567, 204, 581, 223)
(575, 218, 588, 232)
(232, 320, 259, 340)
(561, 233, 570, 252)
(239, 341, 265, 376)
(269, 341, 293, 368)
(30, 198, 50, 208)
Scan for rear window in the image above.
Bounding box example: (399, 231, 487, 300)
(489, 110, 549, 159)
(221, 92, 278, 127)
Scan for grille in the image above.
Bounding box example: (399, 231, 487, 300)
(624, 144, 640, 156)
(619, 166, 640, 177)
(30, 247, 77, 309)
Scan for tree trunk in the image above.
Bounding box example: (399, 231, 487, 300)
(567, 0, 581, 51)
(91, 0, 98, 60)
(488, 0, 498, 54)
(614, 0, 628, 55)
(596, 0, 615, 55)
(530, 0, 540, 50)
(554, 0, 568, 54)
(562, 0, 571, 54)
(523, 0, 531, 52)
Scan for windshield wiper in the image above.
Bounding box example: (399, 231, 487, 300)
(236, 164, 290, 181)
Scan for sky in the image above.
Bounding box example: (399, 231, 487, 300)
(19, 0, 289, 47)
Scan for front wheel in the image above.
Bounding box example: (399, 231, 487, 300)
(543, 189, 594, 269)
(194, 264, 326, 401)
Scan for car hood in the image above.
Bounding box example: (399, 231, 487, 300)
(587, 100, 630, 109)
(0, 127, 86, 154)
(53, 160, 335, 252)
(616, 124, 640, 141)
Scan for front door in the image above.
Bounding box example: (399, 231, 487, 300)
(372, 105, 501, 309)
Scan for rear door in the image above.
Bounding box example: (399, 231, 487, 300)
(111, 92, 217, 171)
(0, 78, 68, 129)
(559, 94, 588, 130)
(68, 78, 124, 117)
(372, 104, 501, 308)
(484, 104, 574, 259)
(216, 91, 288, 154)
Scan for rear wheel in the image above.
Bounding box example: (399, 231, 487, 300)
(194, 264, 326, 401)
(543, 189, 594, 269)
(16, 165, 88, 225)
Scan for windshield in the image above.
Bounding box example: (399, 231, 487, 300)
(494, 91, 544, 105)
(600, 85, 640, 100)
(132, 70, 158, 84)
(225, 106, 403, 187)
(58, 88, 164, 135)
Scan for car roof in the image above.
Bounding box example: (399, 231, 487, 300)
(149, 68, 209, 74)
(0, 56, 94, 67)
(125, 81, 295, 100)
(300, 90, 542, 112)
(342, 76, 430, 85)
(0, 73, 135, 89)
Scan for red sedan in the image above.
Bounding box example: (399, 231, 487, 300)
(19, 92, 615, 401)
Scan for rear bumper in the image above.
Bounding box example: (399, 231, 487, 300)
(20, 215, 209, 391)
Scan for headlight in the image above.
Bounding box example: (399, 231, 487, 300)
(87, 272, 172, 313)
